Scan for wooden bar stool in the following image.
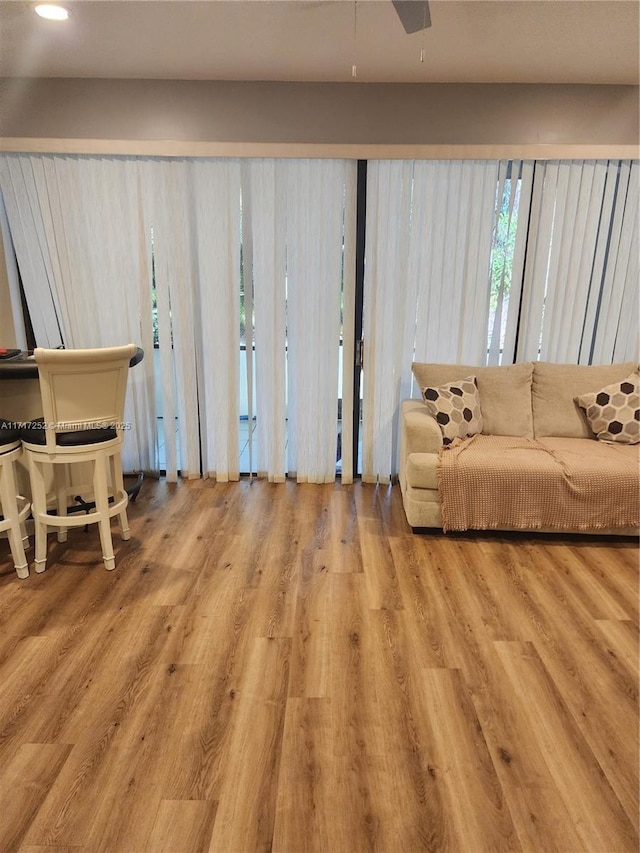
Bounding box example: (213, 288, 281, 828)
(0, 421, 30, 579)
(22, 345, 137, 574)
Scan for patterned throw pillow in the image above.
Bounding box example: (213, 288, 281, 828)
(421, 376, 483, 445)
(575, 372, 640, 444)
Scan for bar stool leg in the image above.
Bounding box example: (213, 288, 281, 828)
(93, 455, 115, 571)
(55, 465, 68, 543)
(7, 528, 29, 578)
(1, 458, 29, 579)
(20, 519, 30, 551)
(109, 452, 130, 541)
(29, 456, 49, 574)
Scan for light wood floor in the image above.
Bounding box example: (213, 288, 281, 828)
(0, 478, 637, 853)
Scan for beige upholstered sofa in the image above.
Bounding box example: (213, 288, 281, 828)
(399, 361, 639, 535)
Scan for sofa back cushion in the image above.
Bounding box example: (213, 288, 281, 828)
(412, 362, 534, 436)
(532, 361, 639, 438)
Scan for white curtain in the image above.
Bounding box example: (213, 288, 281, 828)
(0, 154, 157, 473)
(7, 153, 631, 488)
(590, 161, 639, 363)
(0, 191, 28, 350)
(362, 159, 500, 483)
(246, 160, 287, 482)
(138, 158, 241, 482)
(486, 160, 534, 365)
(1, 153, 354, 485)
(247, 159, 356, 484)
(193, 160, 242, 481)
(515, 160, 639, 364)
(360, 160, 412, 484)
(0, 156, 67, 348)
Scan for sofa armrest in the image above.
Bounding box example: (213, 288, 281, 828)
(400, 399, 443, 458)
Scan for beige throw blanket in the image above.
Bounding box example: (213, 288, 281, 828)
(438, 434, 640, 533)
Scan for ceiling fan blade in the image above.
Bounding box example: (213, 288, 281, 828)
(392, 0, 431, 34)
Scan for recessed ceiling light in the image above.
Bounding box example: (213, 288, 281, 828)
(34, 4, 70, 21)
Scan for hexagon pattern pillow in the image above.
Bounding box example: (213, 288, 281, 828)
(421, 376, 483, 445)
(575, 372, 640, 444)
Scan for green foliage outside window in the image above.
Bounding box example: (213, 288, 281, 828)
(490, 179, 520, 313)
(488, 178, 521, 357)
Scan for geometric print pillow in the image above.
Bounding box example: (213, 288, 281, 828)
(574, 372, 640, 444)
(421, 376, 483, 445)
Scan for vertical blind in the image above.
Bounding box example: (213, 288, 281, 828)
(487, 160, 534, 365)
(0, 154, 157, 474)
(138, 158, 243, 482)
(0, 153, 355, 484)
(362, 159, 501, 483)
(515, 160, 639, 364)
(589, 161, 639, 364)
(1, 154, 637, 485)
(246, 159, 357, 484)
(362, 157, 639, 482)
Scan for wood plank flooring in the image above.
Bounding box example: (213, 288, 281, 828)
(0, 478, 637, 853)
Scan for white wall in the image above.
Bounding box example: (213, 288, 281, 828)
(1, 79, 637, 153)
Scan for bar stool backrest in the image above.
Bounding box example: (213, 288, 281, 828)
(34, 345, 137, 454)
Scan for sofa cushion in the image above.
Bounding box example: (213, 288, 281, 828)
(532, 361, 638, 438)
(412, 362, 534, 436)
(405, 452, 439, 490)
(401, 400, 443, 456)
(421, 376, 483, 445)
(574, 372, 640, 444)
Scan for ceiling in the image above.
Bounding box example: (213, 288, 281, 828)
(0, 0, 638, 85)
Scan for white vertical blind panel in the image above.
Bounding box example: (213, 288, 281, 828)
(164, 162, 200, 479)
(0, 155, 65, 347)
(413, 160, 440, 362)
(0, 154, 157, 471)
(559, 161, 608, 363)
(487, 160, 510, 365)
(501, 161, 534, 365)
(139, 160, 180, 480)
(362, 161, 411, 483)
(250, 159, 287, 482)
(286, 160, 345, 483)
(402, 161, 423, 399)
(459, 160, 501, 364)
(541, 163, 592, 362)
(516, 162, 558, 360)
(32, 156, 80, 343)
(140, 157, 246, 481)
(130, 161, 159, 474)
(361, 161, 381, 482)
(568, 164, 608, 362)
(592, 161, 631, 364)
(537, 162, 572, 360)
(0, 191, 28, 349)
(437, 162, 463, 356)
(240, 162, 255, 478)
(579, 161, 619, 364)
(340, 163, 357, 485)
(612, 196, 639, 362)
(515, 159, 638, 366)
(47, 155, 157, 471)
(364, 160, 500, 482)
(594, 161, 640, 363)
(412, 161, 499, 366)
(192, 159, 241, 481)
(386, 161, 413, 478)
(285, 162, 306, 480)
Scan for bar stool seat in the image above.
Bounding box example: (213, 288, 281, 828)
(21, 345, 137, 574)
(0, 420, 30, 579)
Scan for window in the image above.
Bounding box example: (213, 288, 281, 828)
(487, 165, 522, 363)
